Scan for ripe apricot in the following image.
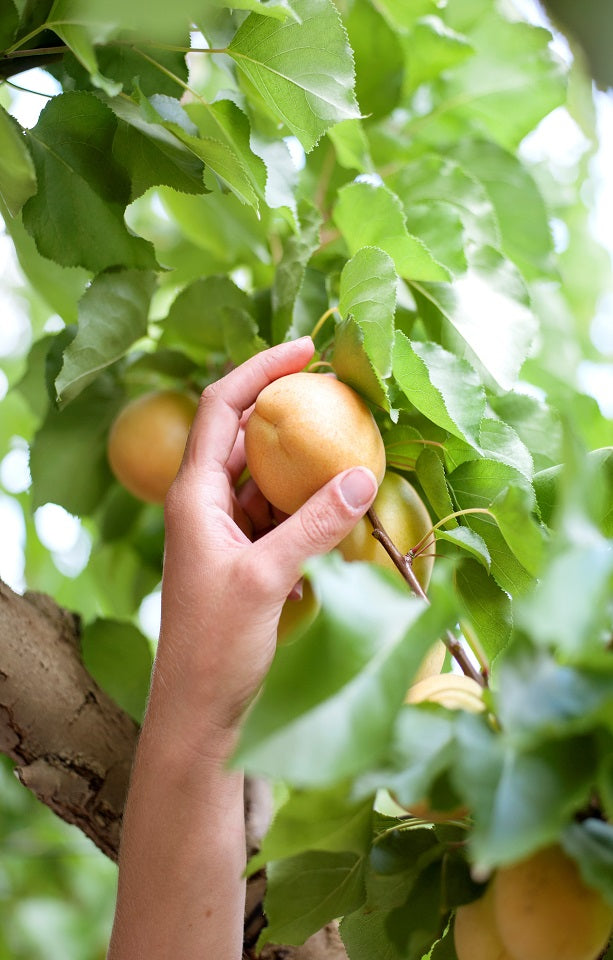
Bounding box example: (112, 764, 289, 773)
(245, 372, 386, 515)
(493, 844, 613, 960)
(107, 390, 198, 503)
(454, 885, 511, 960)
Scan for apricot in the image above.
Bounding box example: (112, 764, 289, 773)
(493, 845, 613, 960)
(107, 390, 198, 503)
(454, 885, 511, 960)
(244, 372, 386, 515)
(339, 471, 434, 590)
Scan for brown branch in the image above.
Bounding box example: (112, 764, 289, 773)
(367, 507, 485, 686)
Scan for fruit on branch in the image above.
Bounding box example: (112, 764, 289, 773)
(340, 470, 443, 680)
(277, 580, 319, 643)
(405, 672, 485, 712)
(492, 844, 613, 960)
(339, 471, 435, 590)
(454, 884, 511, 960)
(401, 672, 485, 821)
(107, 390, 198, 503)
(245, 372, 386, 514)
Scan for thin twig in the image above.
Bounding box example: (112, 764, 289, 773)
(367, 507, 485, 686)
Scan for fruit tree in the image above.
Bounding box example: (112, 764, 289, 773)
(0, 0, 612, 958)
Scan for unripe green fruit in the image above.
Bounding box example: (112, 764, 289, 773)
(277, 580, 319, 643)
(245, 372, 386, 515)
(107, 390, 198, 503)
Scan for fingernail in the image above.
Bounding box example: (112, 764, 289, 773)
(340, 468, 377, 509)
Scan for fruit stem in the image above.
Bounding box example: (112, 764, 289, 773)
(310, 306, 340, 341)
(367, 507, 486, 687)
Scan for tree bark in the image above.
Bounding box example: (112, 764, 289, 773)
(0, 578, 347, 960)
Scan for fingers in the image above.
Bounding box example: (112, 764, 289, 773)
(254, 467, 378, 596)
(182, 338, 314, 478)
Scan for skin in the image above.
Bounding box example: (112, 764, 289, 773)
(107, 337, 378, 960)
(107, 390, 199, 503)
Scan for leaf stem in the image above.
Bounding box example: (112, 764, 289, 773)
(367, 507, 486, 686)
(310, 305, 340, 341)
(410, 508, 495, 558)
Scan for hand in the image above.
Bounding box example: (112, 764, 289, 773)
(150, 337, 378, 750)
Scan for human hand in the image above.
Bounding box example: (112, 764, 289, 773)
(149, 337, 378, 752)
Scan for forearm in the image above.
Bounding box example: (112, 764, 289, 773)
(108, 706, 246, 960)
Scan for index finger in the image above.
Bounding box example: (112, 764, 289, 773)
(182, 337, 315, 477)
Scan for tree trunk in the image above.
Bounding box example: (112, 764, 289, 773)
(0, 578, 347, 960)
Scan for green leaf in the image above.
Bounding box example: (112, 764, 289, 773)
(56, 269, 156, 405)
(456, 559, 512, 663)
(0, 106, 37, 217)
(415, 448, 456, 525)
(338, 247, 397, 377)
(160, 275, 252, 361)
(22, 92, 156, 272)
(562, 819, 613, 906)
(29, 374, 123, 515)
(222, 306, 267, 365)
(332, 318, 392, 413)
(263, 850, 366, 946)
(489, 392, 562, 472)
(341, 907, 411, 960)
(249, 784, 373, 873)
(334, 182, 450, 282)
(450, 139, 555, 280)
(234, 554, 458, 786)
(437, 527, 490, 570)
(0, 0, 18, 49)
(404, 16, 474, 92)
(52, 23, 122, 96)
(387, 154, 498, 276)
(327, 118, 373, 173)
(452, 715, 598, 870)
(411, 246, 537, 392)
(81, 618, 153, 723)
(489, 484, 546, 578)
(344, 0, 404, 119)
(393, 333, 485, 446)
(107, 94, 206, 200)
(478, 418, 534, 480)
(374, 0, 437, 32)
(208, 0, 298, 20)
(228, 0, 360, 152)
(271, 203, 322, 342)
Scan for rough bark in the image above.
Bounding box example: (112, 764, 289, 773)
(0, 579, 348, 960)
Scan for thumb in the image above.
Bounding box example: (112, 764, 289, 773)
(258, 467, 379, 596)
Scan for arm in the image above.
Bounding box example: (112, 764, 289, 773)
(107, 337, 378, 960)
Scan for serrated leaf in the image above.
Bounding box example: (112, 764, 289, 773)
(437, 527, 491, 570)
(332, 317, 391, 413)
(451, 139, 555, 280)
(415, 448, 456, 525)
(209, 0, 298, 19)
(478, 418, 534, 480)
(328, 118, 373, 173)
(0, 106, 37, 216)
(160, 275, 251, 361)
(489, 484, 546, 578)
(81, 618, 153, 722)
(107, 94, 206, 200)
(22, 92, 156, 272)
(55, 269, 155, 405)
(30, 374, 123, 515)
(271, 203, 321, 342)
(338, 247, 397, 378)
(249, 784, 373, 873)
(263, 850, 366, 946)
(52, 22, 122, 96)
(411, 246, 537, 392)
(233, 554, 458, 786)
(341, 908, 411, 960)
(393, 333, 485, 446)
(222, 306, 267, 365)
(489, 392, 562, 472)
(228, 0, 360, 152)
(455, 558, 512, 662)
(334, 182, 450, 282)
(344, 0, 404, 119)
(404, 16, 474, 91)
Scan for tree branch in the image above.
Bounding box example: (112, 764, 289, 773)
(367, 507, 486, 686)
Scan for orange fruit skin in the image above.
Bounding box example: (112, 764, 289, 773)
(493, 845, 613, 960)
(107, 390, 198, 503)
(455, 886, 512, 960)
(245, 372, 386, 515)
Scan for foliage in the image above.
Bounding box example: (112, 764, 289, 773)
(0, 0, 612, 957)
